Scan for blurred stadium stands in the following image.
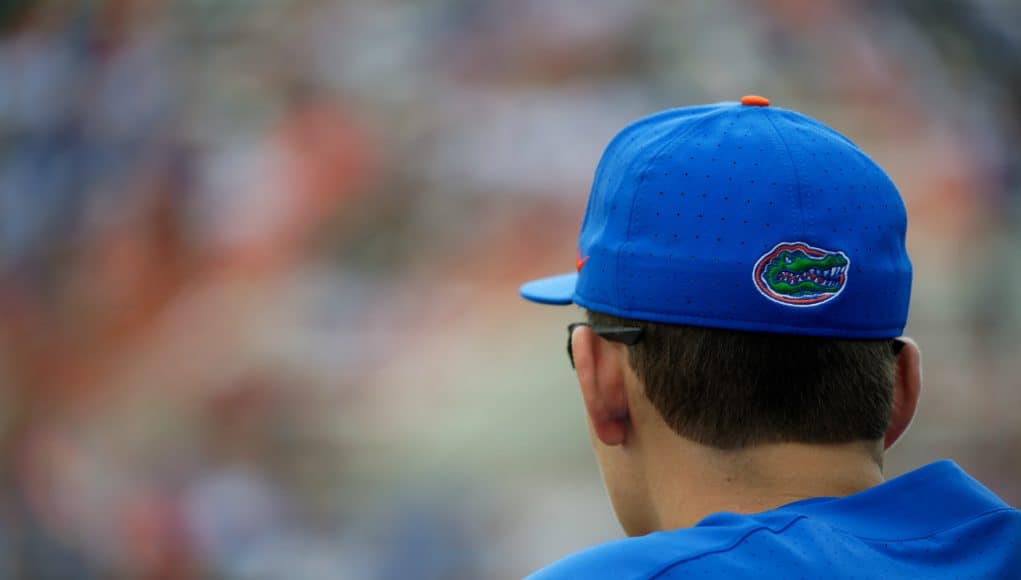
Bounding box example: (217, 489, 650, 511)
(0, 1, 1019, 578)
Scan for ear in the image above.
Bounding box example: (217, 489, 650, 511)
(884, 337, 922, 450)
(571, 325, 632, 447)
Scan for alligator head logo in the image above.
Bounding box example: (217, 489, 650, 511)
(753, 242, 849, 306)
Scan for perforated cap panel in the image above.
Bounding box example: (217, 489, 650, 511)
(525, 101, 911, 338)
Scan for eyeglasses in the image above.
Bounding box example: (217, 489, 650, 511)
(892, 338, 905, 355)
(566, 322, 644, 369)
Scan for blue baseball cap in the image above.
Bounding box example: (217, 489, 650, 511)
(520, 96, 912, 338)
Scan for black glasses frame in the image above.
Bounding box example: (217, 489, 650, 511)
(892, 338, 905, 355)
(566, 322, 644, 369)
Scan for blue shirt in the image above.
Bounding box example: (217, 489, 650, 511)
(528, 461, 1021, 579)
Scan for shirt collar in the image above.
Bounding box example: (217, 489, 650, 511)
(777, 460, 1008, 540)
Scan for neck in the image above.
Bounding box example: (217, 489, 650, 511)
(645, 441, 884, 532)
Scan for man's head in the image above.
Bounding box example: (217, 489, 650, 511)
(568, 310, 921, 534)
(583, 310, 898, 449)
(518, 96, 917, 534)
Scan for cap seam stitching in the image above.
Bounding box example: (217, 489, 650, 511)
(761, 109, 806, 239)
(619, 113, 719, 310)
(581, 117, 658, 246)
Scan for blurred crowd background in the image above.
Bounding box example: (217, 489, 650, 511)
(0, 0, 1019, 578)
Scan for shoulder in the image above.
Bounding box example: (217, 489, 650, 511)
(526, 512, 804, 580)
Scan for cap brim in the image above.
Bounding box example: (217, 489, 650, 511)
(519, 272, 577, 305)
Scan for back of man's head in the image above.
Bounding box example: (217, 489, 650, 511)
(585, 309, 897, 451)
(520, 96, 919, 534)
(516, 98, 1020, 580)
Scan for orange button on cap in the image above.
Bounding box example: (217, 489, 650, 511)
(740, 95, 770, 107)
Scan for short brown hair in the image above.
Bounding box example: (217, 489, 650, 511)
(587, 310, 897, 449)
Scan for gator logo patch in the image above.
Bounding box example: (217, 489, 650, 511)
(753, 242, 849, 307)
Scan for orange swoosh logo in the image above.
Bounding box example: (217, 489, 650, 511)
(576, 250, 590, 272)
